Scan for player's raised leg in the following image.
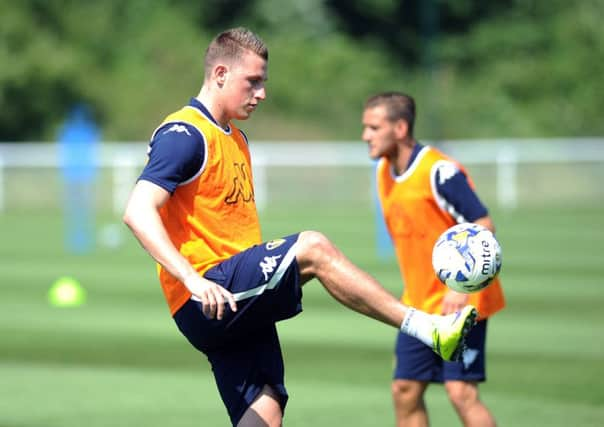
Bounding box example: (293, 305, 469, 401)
(294, 231, 476, 361)
(295, 230, 406, 327)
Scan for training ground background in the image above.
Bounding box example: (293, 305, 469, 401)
(1, 194, 603, 426)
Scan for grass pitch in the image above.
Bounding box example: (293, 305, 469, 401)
(1, 203, 603, 426)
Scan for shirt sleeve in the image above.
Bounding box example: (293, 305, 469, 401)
(433, 161, 488, 222)
(138, 122, 205, 194)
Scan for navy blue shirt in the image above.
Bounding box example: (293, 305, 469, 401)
(408, 143, 488, 222)
(138, 99, 222, 194)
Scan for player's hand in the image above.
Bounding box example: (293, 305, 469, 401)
(184, 273, 237, 320)
(441, 290, 469, 315)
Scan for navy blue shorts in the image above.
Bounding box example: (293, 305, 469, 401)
(173, 234, 303, 426)
(393, 320, 488, 383)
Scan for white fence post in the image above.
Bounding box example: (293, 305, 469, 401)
(252, 153, 267, 211)
(112, 155, 138, 216)
(496, 145, 518, 210)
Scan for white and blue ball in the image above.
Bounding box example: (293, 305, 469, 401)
(432, 223, 502, 293)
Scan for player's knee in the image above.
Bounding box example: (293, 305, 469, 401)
(298, 230, 330, 249)
(392, 380, 423, 406)
(445, 381, 478, 409)
(296, 230, 337, 272)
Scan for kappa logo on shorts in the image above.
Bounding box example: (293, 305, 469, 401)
(259, 255, 282, 281)
(265, 239, 286, 250)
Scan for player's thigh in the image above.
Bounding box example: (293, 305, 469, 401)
(206, 234, 299, 294)
(174, 234, 303, 351)
(218, 234, 302, 321)
(207, 233, 303, 323)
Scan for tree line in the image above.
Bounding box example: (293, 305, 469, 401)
(2, 0, 603, 141)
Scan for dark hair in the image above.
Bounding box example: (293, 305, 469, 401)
(364, 92, 416, 136)
(204, 27, 268, 77)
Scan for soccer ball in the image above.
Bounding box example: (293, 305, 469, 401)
(432, 223, 502, 293)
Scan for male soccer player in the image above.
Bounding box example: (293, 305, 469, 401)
(123, 29, 477, 427)
(361, 92, 506, 427)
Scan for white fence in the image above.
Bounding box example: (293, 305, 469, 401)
(0, 139, 603, 214)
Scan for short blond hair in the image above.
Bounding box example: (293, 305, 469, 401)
(204, 27, 268, 77)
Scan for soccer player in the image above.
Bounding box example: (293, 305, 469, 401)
(361, 92, 506, 427)
(123, 28, 477, 427)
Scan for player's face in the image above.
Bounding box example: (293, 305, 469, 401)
(362, 106, 398, 160)
(223, 50, 267, 121)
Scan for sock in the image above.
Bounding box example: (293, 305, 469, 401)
(400, 308, 436, 347)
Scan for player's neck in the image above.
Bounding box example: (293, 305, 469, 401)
(392, 139, 416, 175)
(195, 90, 230, 130)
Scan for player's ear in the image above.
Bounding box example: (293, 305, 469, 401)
(394, 119, 409, 139)
(213, 64, 228, 87)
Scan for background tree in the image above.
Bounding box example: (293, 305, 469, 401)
(1, 0, 603, 141)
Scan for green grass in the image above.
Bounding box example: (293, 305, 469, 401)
(1, 203, 604, 426)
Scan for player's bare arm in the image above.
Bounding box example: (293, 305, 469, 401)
(123, 179, 237, 319)
(441, 289, 469, 315)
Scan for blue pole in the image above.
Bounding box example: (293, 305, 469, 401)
(58, 105, 99, 254)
